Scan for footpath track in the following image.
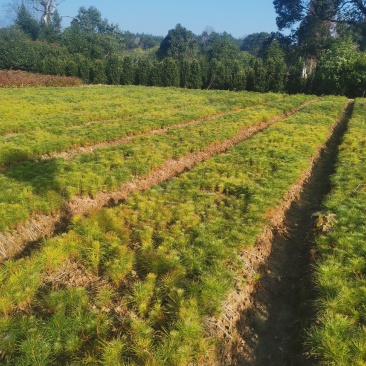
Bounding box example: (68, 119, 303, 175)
(212, 100, 354, 366)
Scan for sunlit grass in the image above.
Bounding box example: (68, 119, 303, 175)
(309, 98, 366, 365)
(0, 92, 311, 232)
(0, 95, 348, 365)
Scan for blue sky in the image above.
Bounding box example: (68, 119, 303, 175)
(0, 0, 279, 38)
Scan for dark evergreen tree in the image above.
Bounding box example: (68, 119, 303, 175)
(74, 53, 90, 82)
(135, 58, 150, 86)
(91, 59, 107, 84)
(187, 60, 202, 89)
(42, 56, 65, 75)
(231, 61, 247, 91)
(273, 0, 366, 52)
(265, 41, 287, 92)
(0, 27, 39, 71)
(253, 59, 267, 93)
(121, 56, 135, 85)
(74, 6, 119, 34)
(157, 24, 199, 61)
(65, 58, 79, 77)
(180, 60, 191, 88)
(148, 61, 162, 86)
(39, 9, 62, 42)
(16, 3, 40, 40)
(287, 57, 304, 94)
(241, 32, 271, 56)
(246, 66, 256, 91)
(161, 58, 180, 87)
(106, 55, 120, 85)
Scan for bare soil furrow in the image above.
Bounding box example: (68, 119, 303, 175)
(210, 100, 353, 366)
(0, 98, 318, 262)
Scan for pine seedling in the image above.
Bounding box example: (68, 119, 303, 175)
(130, 273, 157, 318)
(19, 331, 53, 366)
(101, 337, 127, 366)
(129, 318, 154, 364)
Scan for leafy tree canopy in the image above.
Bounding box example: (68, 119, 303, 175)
(274, 0, 366, 33)
(240, 32, 271, 56)
(15, 2, 39, 40)
(73, 6, 120, 35)
(205, 32, 240, 61)
(157, 23, 199, 61)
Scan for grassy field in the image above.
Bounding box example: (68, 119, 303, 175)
(0, 86, 351, 365)
(309, 99, 366, 365)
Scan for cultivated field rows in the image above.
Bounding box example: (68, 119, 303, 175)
(310, 99, 366, 365)
(0, 90, 349, 365)
(0, 92, 312, 239)
(0, 87, 282, 166)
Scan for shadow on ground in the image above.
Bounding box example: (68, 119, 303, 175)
(229, 101, 353, 366)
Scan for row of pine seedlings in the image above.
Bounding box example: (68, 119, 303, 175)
(0, 88, 280, 165)
(309, 98, 366, 365)
(0, 93, 304, 235)
(0, 95, 347, 365)
(0, 87, 282, 236)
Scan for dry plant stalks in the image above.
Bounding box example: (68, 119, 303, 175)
(0, 98, 318, 262)
(42, 259, 109, 292)
(208, 99, 354, 366)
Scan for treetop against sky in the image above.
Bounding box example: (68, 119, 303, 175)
(0, 0, 278, 37)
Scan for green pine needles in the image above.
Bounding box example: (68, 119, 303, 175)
(0, 91, 349, 365)
(309, 99, 366, 365)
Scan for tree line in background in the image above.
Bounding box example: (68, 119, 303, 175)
(1, 1, 366, 97)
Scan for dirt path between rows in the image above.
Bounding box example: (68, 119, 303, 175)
(0, 98, 317, 262)
(211, 100, 353, 365)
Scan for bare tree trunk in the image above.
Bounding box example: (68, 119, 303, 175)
(33, 0, 63, 26)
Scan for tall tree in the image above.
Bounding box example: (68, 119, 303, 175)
(120, 56, 135, 85)
(274, 0, 366, 47)
(39, 9, 62, 41)
(157, 24, 199, 61)
(15, 2, 40, 40)
(240, 32, 271, 56)
(161, 57, 180, 87)
(73, 6, 119, 35)
(32, 0, 61, 26)
(273, 0, 336, 59)
(265, 41, 287, 92)
(8, 0, 68, 28)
